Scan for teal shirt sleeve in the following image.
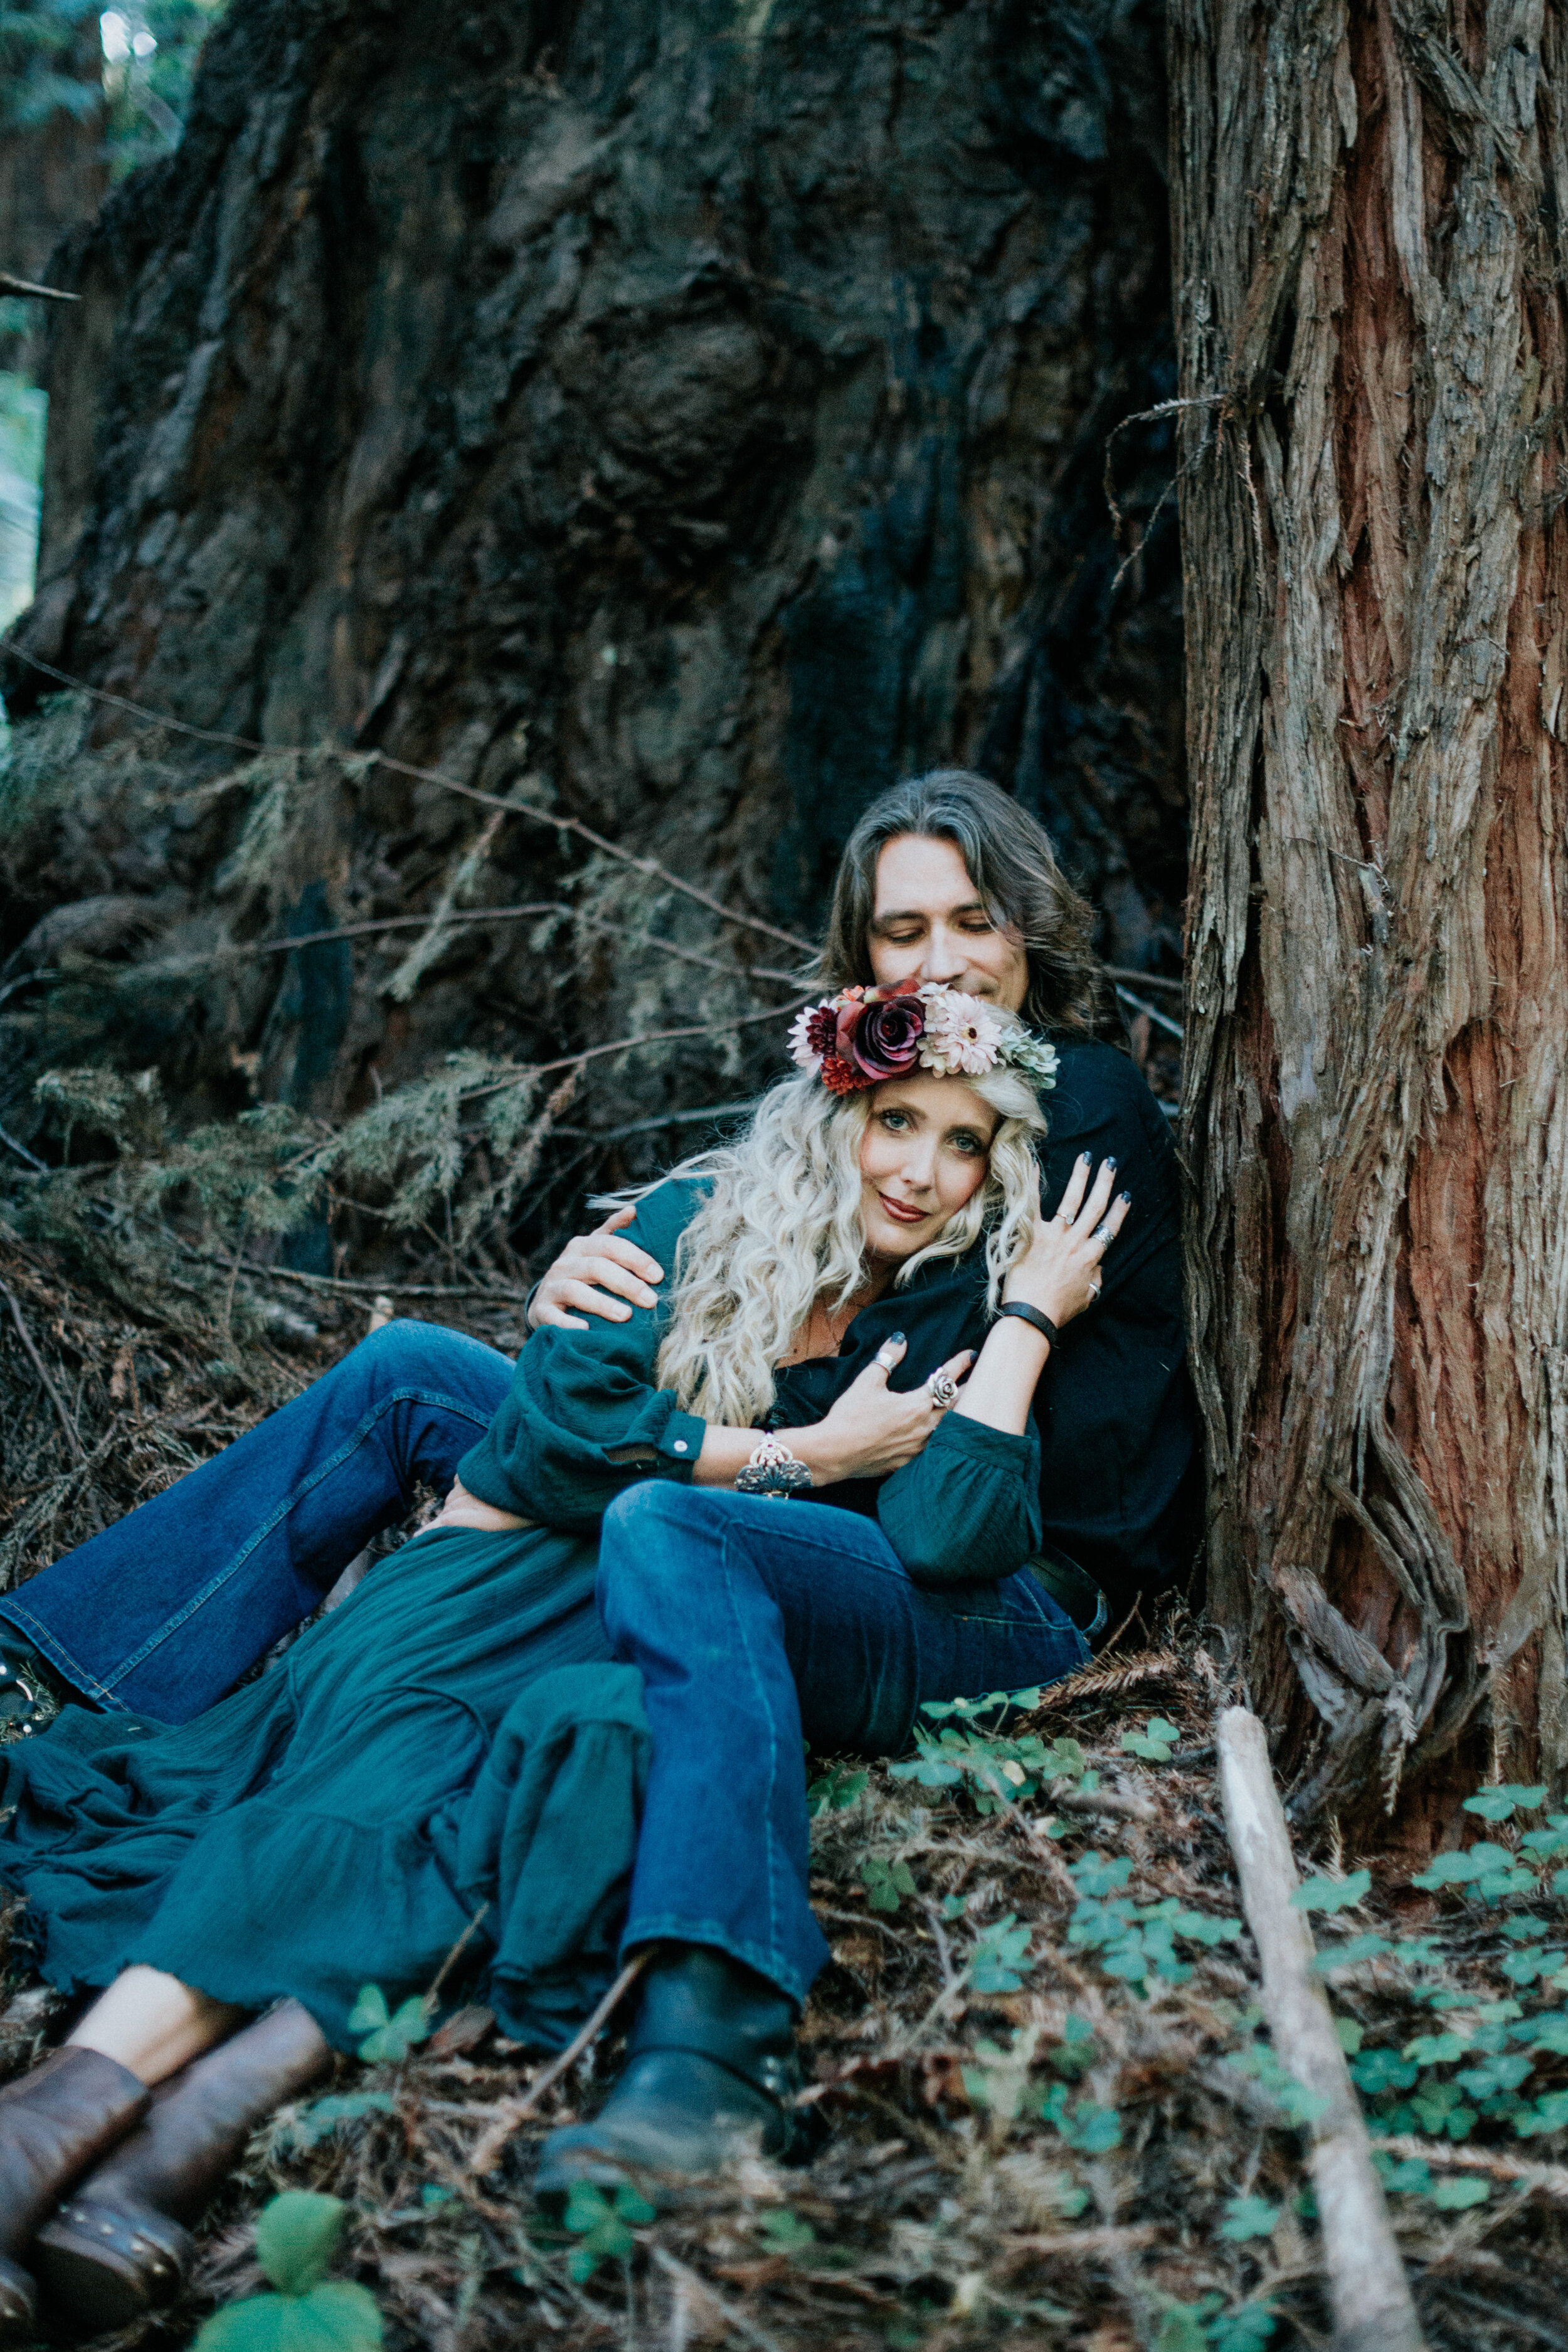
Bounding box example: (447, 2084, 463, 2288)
(875, 1411, 1042, 1587)
(458, 1181, 708, 1533)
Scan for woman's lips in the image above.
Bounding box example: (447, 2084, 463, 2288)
(878, 1193, 928, 1226)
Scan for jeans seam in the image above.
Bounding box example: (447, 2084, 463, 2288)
(93, 1384, 494, 1693)
(716, 1515, 787, 1985)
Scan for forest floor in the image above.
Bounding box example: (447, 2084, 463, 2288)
(0, 1226, 1565, 2352)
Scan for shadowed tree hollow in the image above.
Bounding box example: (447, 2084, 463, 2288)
(1173, 0, 1568, 1829)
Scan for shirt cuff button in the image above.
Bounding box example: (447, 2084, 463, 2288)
(673, 1439, 688, 1453)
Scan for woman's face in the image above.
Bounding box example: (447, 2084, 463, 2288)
(858, 1075, 999, 1261)
(867, 834, 1029, 1012)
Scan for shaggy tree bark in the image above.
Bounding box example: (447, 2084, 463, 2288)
(1173, 0, 1568, 1825)
(0, 0, 1185, 1222)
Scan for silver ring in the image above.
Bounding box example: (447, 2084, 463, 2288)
(926, 1368, 960, 1411)
(874, 1338, 903, 1371)
(1091, 1221, 1116, 1248)
(1088, 1278, 1103, 1301)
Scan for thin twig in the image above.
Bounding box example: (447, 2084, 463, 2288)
(467, 1951, 650, 2174)
(1371, 2133, 1568, 2201)
(649, 2247, 789, 2352)
(1113, 984, 1184, 1041)
(0, 1285, 85, 1463)
(0, 272, 78, 302)
(0, 647, 816, 956)
(423, 1904, 492, 2012)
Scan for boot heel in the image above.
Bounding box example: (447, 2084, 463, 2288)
(0, 2045, 149, 2344)
(33, 2000, 327, 2336)
(36, 2195, 191, 2329)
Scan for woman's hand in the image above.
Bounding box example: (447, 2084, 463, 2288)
(1004, 1153, 1130, 1328)
(795, 1337, 976, 1485)
(528, 1206, 665, 1332)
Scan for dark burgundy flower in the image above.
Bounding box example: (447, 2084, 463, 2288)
(844, 993, 924, 1082)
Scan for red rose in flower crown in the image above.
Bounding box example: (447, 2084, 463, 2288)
(787, 978, 1059, 1095)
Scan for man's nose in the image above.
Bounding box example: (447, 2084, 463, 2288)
(919, 924, 967, 983)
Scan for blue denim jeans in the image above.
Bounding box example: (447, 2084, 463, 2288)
(0, 1322, 515, 1720)
(596, 1481, 1088, 2008)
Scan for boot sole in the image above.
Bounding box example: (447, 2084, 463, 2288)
(36, 2209, 188, 2331)
(0, 2255, 36, 2346)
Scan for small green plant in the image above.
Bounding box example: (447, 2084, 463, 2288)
(1156, 2294, 1276, 2351)
(756, 2208, 817, 2256)
(1291, 1868, 1370, 1914)
(283, 2092, 396, 2151)
(348, 1984, 433, 2063)
(967, 1912, 1034, 1991)
(1217, 2193, 1279, 2241)
(193, 2191, 381, 2351)
(1412, 1842, 1535, 1902)
(561, 2182, 654, 2281)
(861, 1855, 916, 1914)
(1463, 1784, 1545, 1822)
(1121, 1717, 1181, 1762)
(807, 1764, 869, 1816)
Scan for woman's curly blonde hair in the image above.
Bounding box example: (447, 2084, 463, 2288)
(650, 1065, 1047, 1428)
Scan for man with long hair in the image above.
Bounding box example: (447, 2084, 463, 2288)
(529, 769, 1196, 1636)
(0, 769, 1193, 1724)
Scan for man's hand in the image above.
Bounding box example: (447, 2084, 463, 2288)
(529, 1205, 665, 1331)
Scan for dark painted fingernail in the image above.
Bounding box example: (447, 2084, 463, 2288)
(1079, 1150, 1092, 1163)
(889, 1331, 906, 1345)
(1120, 1190, 1131, 1205)
(1105, 1157, 1118, 1172)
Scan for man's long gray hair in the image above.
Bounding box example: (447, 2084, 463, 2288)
(650, 1066, 1047, 1429)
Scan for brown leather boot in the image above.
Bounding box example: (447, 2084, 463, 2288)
(0, 2045, 150, 2341)
(36, 2000, 330, 2331)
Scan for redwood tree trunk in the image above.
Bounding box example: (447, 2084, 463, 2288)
(1172, 0, 1568, 1827)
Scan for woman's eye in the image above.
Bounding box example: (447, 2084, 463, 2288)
(950, 1132, 984, 1155)
(881, 1111, 909, 1131)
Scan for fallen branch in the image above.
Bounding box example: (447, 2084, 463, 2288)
(0, 271, 78, 302)
(1216, 1705, 1426, 2352)
(0, 1285, 85, 1463)
(1372, 2132, 1568, 2203)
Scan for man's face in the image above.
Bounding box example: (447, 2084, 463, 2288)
(867, 834, 1029, 1013)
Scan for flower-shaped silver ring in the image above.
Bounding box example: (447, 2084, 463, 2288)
(926, 1368, 961, 1411)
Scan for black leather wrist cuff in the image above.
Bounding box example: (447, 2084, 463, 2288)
(998, 1300, 1060, 1350)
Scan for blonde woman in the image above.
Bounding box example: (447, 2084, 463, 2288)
(0, 982, 1125, 2331)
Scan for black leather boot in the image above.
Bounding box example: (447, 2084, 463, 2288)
(0, 2046, 149, 2341)
(36, 2000, 331, 2331)
(534, 1945, 814, 2204)
(0, 1631, 76, 1745)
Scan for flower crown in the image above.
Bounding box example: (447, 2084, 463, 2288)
(788, 980, 1059, 1098)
